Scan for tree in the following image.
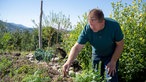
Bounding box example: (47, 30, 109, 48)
(0, 32, 12, 50)
(43, 11, 72, 30)
(32, 11, 72, 48)
(11, 29, 23, 51)
(43, 11, 72, 46)
(0, 21, 7, 34)
(0, 21, 7, 49)
(42, 26, 58, 47)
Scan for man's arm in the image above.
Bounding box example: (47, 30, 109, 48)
(62, 42, 84, 76)
(66, 42, 84, 64)
(106, 39, 124, 76)
(111, 39, 124, 63)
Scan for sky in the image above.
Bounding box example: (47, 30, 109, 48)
(0, 0, 136, 27)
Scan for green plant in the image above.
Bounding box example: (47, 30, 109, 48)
(15, 65, 35, 74)
(34, 48, 53, 62)
(110, 0, 146, 81)
(73, 69, 104, 82)
(22, 70, 51, 82)
(0, 56, 12, 75)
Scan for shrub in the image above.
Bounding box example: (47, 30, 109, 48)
(111, 0, 146, 81)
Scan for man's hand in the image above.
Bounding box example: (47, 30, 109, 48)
(105, 61, 116, 76)
(62, 63, 70, 77)
(62, 43, 84, 77)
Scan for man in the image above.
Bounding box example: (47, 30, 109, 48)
(62, 8, 124, 82)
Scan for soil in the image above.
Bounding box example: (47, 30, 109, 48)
(0, 52, 74, 82)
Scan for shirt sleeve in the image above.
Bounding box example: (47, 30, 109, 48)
(77, 25, 89, 44)
(115, 22, 124, 42)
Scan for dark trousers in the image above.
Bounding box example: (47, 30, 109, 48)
(92, 53, 119, 82)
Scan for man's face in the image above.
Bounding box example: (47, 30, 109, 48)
(88, 16, 104, 31)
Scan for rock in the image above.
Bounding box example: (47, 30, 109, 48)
(69, 70, 75, 77)
(26, 53, 35, 61)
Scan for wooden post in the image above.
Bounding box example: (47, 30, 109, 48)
(39, 0, 43, 49)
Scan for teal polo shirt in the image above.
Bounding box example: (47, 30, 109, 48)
(77, 18, 124, 57)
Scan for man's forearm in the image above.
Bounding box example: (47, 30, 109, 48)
(66, 43, 83, 65)
(66, 47, 79, 64)
(111, 40, 124, 63)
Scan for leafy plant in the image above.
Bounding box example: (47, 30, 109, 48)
(0, 56, 12, 77)
(34, 48, 53, 62)
(110, 0, 146, 81)
(15, 65, 35, 74)
(22, 70, 51, 82)
(73, 69, 104, 82)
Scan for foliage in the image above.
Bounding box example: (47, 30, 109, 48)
(11, 29, 23, 50)
(42, 26, 62, 47)
(0, 11, 71, 51)
(42, 11, 72, 48)
(20, 29, 36, 51)
(34, 48, 53, 62)
(110, 0, 146, 81)
(15, 65, 34, 74)
(0, 28, 38, 51)
(0, 32, 12, 50)
(0, 52, 52, 82)
(0, 56, 12, 77)
(78, 42, 92, 69)
(0, 20, 7, 33)
(73, 69, 104, 82)
(0, 21, 7, 46)
(22, 70, 51, 82)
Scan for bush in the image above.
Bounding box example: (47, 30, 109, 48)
(111, 0, 146, 81)
(34, 48, 53, 62)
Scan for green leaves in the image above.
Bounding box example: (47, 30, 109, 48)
(0, 33, 12, 50)
(34, 48, 53, 62)
(0, 57, 12, 72)
(73, 70, 103, 82)
(111, 0, 146, 81)
(22, 70, 51, 82)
